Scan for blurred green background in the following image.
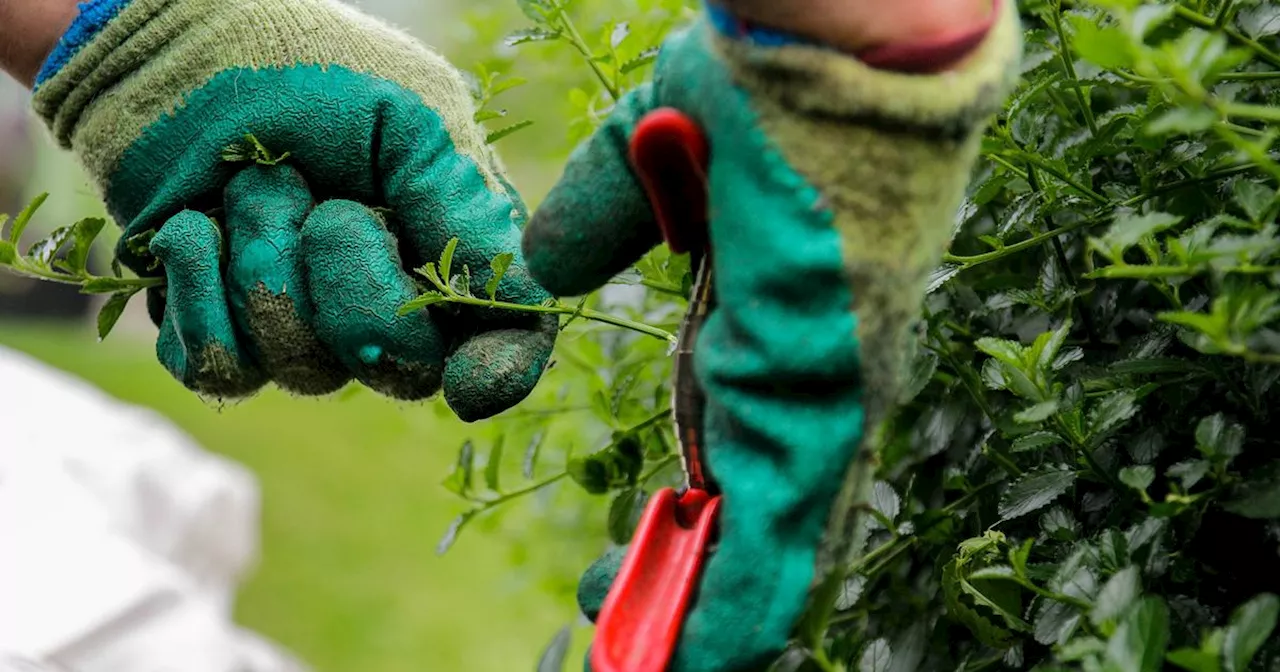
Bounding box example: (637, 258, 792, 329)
(0, 0, 625, 669)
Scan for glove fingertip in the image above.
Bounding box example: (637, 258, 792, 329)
(442, 317, 556, 422)
(577, 546, 628, 623)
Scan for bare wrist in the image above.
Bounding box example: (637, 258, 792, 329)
(0, 0, 80, 87)
(711, 0, 994, 54)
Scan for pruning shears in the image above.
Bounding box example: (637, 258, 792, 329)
(590, 109, 720, 672)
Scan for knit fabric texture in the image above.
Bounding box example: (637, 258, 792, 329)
(34, 0, 131, 86)
(32, 0, 555, 420)
(527, 4, 1022, 670)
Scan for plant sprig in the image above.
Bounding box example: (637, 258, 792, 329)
(399, 236, 677, 344)
(0, 194, 159, 339)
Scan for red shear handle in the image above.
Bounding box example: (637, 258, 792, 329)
(591, 489, 722, 672)
(628, 108, 711, 255)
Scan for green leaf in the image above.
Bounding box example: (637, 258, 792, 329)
(483, 436, 504, 492)
(504, 27, 560, 46)
(1095, 211, 1183, 259)
(1012, 431, 1063, 453)
(607, 487, 647, 545)
(486, 120, 535, 144)
(1223, 594, 1279, 672)
(871, 481, 901, 526)
(485, 252, 514, 300)
(522, 432, 544, 480)
(80, 276, 142, 294)
(1167, 648, 1222, 672)
(1224, 460, 1280, 519)
(1232, 180, 1275, 224)
(1069, 17, 1134, 69)
(1145, 107, 1217, 136)
(1195, 414, 1244, 459)
(441, 440, 475, 496)
(1119, 466, 1155, 492)
(0, 240, 16, 265)
(858, 639, 891, 672)
(59, 217, 106, 275)
(27, 225, 76, 267)
(536, 626, 572, 672)
(567, 455, 611, 495)
(398, 291, 449, 316)
(976, 336, 1025, 368)
(1015, 399, 1061, 424)
(1088, 390, 1140, 440)
(435, 510, 476, 555)
(1103, 597, 1169, 672)
(1092, 566, 1141, 628)
(1000, 465, 1077, 520)
(1166, 460, 1210, 490)
(620, 48, 659, 74)
(516, 0, 549, 23)
(609, 21, 630, 48)
(473, 109, 506, 123)
(438, 238, 459, 289)
(97, 290, 137, 341)
(7, 193, 47, 245)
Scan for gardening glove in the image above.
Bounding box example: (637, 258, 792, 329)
(523, 1, 1022, 669)
(31, 0, 554, 421)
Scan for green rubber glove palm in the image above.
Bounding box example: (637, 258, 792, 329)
(523, 4, 1022, 670)
(32, 0, 553, 420)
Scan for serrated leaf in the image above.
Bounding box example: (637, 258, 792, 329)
(607, 487, 647, 545)
(927, 263, 962, 294)
(398, 291, 449, 316)
(871, 481, 901, 525)
(1119, 466, 1155, 492)
(1232, 180, 1275, 224)
(1223, 461, 1280, 519)
(1103, 597, 1169, 672)
(1223, 594, 1279, 672)
(1000, 465, 1077, 520)
(27, 225, 76, 267)
(1069, 17, 1134, 69)
(536, 626, 572, 672)
(620, 48, 659, 74)
(1195, 414, 1244, 459)
(976, 337, 1025, 368)
(97, 290, 136, 341)
(436, 510, 475, 555)
(610, 21, 630, 48)
(7, 193, 47, 245)
(1145, 107, 1217, 136)
(486, 252, 514, 300)
(1166, 460, 1210, 490)
(859, 639, 891, 672)
(1088, 390, 1140, 440)
(486, 119, 535, 144)
(1015, 399, 1061, 424)
(473, 109, 506, 123)
(1092, 566, 1141, 627)
(522, 432, 544, 479)
(1097, 211, 1182, 258)
(438, 237, 459, 289)
(517, 0, 549, 22)
(505, 27, 560, 46)
(59, 217, 106, 275)
(441, 440, 475, 496)
(835, 575, 866, 611)
(483, 436, 504, 492)
(1012, 431, 1062, 453)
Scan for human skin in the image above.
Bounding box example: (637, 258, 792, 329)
(0, 0, 79, 86)
(0, 0, 994, 87)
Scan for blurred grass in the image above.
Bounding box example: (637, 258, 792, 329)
(0, 322, 595, 672)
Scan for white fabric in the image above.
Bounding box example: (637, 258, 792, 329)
(0, 345, 307, 672)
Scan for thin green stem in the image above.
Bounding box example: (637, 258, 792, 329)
(1, 261, 161, 292)
(1018, 152, 1108, 204)
(1214, 0, 1236, 28)
(1218, 71, 1280, 81)
(1172, 5, 1280, 68)
(475, 471, 570, 511)
(550, 0, 621, 101)
(420, 291, 676, 344)
(639, 454, 679, 485)
(1222, 102, 1280, 123)
(1051, 0, 1098, 136)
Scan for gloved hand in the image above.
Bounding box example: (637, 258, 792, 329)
(523, 1, 1022, 669)
(32, 0, 554, 421)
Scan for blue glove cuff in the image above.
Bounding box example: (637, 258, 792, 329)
(35, 0, 134, 88)
(703, 2, 823, 49)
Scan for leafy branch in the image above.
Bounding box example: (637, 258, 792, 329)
(399, 237, 677, 344)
